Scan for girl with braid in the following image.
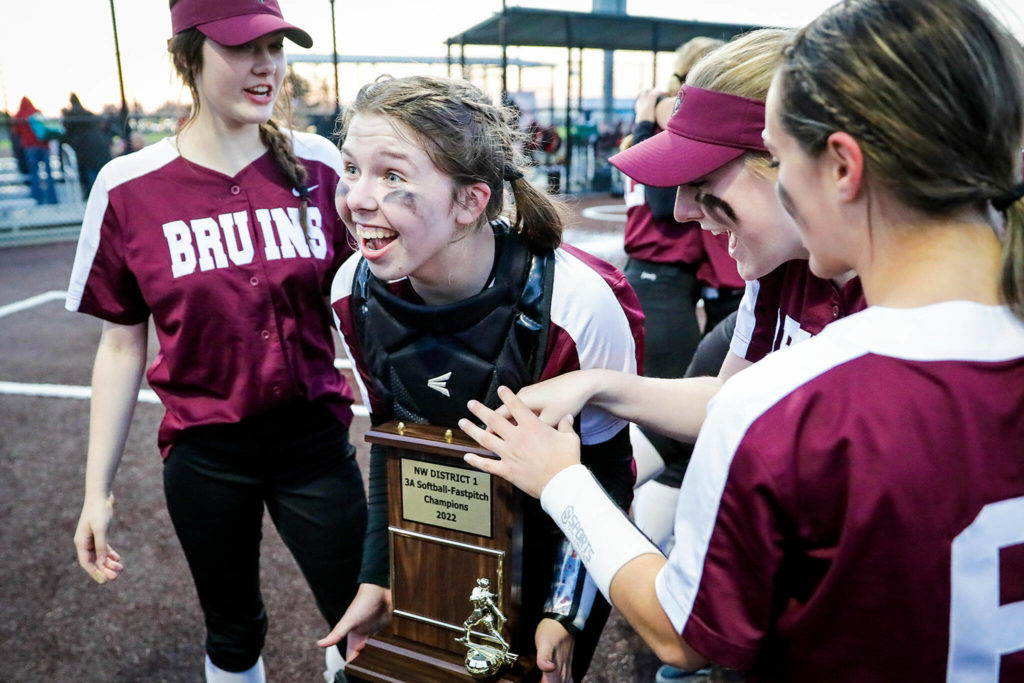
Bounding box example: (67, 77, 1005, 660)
(461, 0, 1024, 679)
(320, 75, 643, 683)
(66, 2, 365, 680)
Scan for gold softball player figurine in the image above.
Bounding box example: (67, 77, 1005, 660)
(456, 578, 518, 677)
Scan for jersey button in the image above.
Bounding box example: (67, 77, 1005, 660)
(261, 330, 271, 340)
(249, 277, 259, 286)
(230, 185, 241, 195)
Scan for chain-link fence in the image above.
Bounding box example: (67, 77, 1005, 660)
(1, 115, 92, 243)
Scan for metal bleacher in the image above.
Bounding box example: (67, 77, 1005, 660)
(0, 145, 85, 246)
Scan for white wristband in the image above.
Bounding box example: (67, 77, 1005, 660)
(540, 464, 662, 600)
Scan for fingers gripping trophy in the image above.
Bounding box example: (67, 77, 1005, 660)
(456, 578, 518, 677)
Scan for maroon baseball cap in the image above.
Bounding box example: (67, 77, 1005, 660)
(171, 0, 313, 49)
(610, 85, 767, 187)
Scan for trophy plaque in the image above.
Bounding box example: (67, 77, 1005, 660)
(346, 421, 533, 682)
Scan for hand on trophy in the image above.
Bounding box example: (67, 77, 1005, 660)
(317, 583, 393, 662)
(491, 370, 597, 428)
(460, 386, 581, 499)
(535, 618, 575, 683)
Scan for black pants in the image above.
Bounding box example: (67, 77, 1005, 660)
(163, 401, 367, 672)
(624, 259, 703, 468)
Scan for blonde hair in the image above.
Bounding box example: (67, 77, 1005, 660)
(687, 29, 793, 179)
(167, 5, 312, 232)
(777, 0, 1024, 318)
(668, 37, 724, 95)
(339, 75, 566, 252)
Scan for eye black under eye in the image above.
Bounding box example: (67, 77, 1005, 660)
(697, 192, 738, 223)
(769, 160, 780, 169)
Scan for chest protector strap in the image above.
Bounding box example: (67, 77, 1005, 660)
(351, 227, 555, 427)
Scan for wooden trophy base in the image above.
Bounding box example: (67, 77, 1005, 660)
(345, 422, 534, 683)
(346, 635, 534, 682)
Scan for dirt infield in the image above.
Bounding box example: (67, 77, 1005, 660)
(0, 199, 667, 681)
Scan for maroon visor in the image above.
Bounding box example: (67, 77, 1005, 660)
(610, 85, 767, 187)
(171, 0, 313, 49)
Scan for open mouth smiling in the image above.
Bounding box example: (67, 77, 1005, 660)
(356, 225, 398, 252)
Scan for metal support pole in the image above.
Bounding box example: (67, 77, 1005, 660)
(549, 66, 555, 126)
(565, 36, 573, 193)
(652, 24, 660, 88)
(500, 0, 508, 97)
(109, 0, 131, 150)
(577, 49, 584, 118)
(594, 0, 624, 125)
(330, 0, 340, 119)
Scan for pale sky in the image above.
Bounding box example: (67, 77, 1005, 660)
(3, 0, 1024, 116)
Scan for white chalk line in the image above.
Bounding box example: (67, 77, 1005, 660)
(580, 204, 628, 222)
(0, 290, 67, 319)
(0, 291, 362, 417)
(0, 381, 160, 404)
(0, 381, 370, 417)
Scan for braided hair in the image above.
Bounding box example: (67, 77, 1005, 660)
(777, 0, 1024, 318)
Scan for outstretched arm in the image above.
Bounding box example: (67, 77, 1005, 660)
(511, 369, 722, 444)
(460, 387, 708, 671)
(74, 320, 147, 584)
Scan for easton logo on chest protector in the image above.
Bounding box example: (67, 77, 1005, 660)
(351, 224, 555, 427)
(427, 372, 452, 396)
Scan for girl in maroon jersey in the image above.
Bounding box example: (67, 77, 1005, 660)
(459, 0, 1024, 680)
(319, 75, 643, 683)
(67, 2, 365, 680)
(480, 28, 864, 475)
(499, 40, 864, 648)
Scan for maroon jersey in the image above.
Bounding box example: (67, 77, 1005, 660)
(659, 302, 1024, 681)
(66, 133, 354, 458)
(731, 259, 865, 363)
(622, 176, 704, 265)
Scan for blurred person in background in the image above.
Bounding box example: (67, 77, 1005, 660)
(62, 93, 113, 199)
(12, 95, 60, 204)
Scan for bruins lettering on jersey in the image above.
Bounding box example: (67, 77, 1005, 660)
(163, 206, 328, 278)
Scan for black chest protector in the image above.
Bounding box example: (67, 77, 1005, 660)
(351, 227, 556, 427)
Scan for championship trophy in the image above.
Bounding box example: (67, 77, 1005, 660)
(346, 421, 533, 682)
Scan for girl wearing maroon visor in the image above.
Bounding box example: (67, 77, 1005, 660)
(459, 0, 1024, 679)
(483, 28, 862, 467)
(487, 30, 863, 601)
(67, 1, 364, 680)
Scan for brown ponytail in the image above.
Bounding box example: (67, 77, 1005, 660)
(778, 0, 1024, 320)
(1003, 202, 1024, 319)
(507, 176, 565, 252)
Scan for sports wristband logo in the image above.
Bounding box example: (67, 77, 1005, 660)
(560, 506, 594, 563)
